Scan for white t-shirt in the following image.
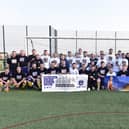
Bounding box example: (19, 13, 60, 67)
(118, 58, 128, 66)
(106, 72, 116, 77)
(96, 58, 107, 67)
(41, 55, 50, 69)
(72, 57, 81, 68)
(69, 68, 79, 74)
(113, 58, 120, 72)
(80, 57, 90, 66)
(106, 54, 115, 64)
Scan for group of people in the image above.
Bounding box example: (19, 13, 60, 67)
(0, 48, 129, 91)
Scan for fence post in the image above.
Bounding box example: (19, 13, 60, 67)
(49, 25, 52, 56)
(95, 31, 97, 55)
(54, 29, 58, 53)
(2, 25, 6, 68)
(115, 32, 117, 54)
(75, 30, 78, 52)
(26, 25, 29, 55)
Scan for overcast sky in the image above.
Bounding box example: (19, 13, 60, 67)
(0, 0, 129, 30)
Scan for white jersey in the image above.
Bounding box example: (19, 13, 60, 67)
(69, 68, 79, 74)
(41, 55, 50, 69)
(79, 54, 83, 58)
(118, 58, 128, 66)
(72, 57, 81, 68)
(106, 54, 115, 64)
(80, 57, 90, 66)
(113, 58, 120, 72)
(97, 58, 107, 67)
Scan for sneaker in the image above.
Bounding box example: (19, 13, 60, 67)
(87, 88, 91, 91)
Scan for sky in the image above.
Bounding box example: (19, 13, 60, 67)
(0, 0, 129, 30)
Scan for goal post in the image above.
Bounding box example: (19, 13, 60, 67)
(25, 25, 58, 55)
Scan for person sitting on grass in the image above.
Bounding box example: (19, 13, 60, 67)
(0, 67, 12, 92)
(27, 63, 40, 89)
(11, 66, 27, 88)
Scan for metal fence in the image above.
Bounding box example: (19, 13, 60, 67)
(1, 25, 129, 55)
(1, 25, 129, 70)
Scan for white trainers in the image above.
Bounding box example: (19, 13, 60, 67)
(87, 88, 91, 91)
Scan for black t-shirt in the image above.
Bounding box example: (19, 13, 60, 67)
(79, 69, 89, 74)
(29, 68, 39, 78)
(28, 55, 36, 63)
(7, 56, 18, 71)
(59, 66, 69, 74)
(38, 68, 47, 75)
(90, 58, 98, 65)
(30, 59, 43, 68)
(97, 67, 108, 77)
(88, 70, 98, 80)
(117, 70, 129, 76)
(18, 55, 28, 67)
(47, 67, 59, 74)
(13, 72, 26, 82)
(0, 72, 11, 81)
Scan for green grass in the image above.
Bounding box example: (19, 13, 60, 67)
(0, 90, 129, 129)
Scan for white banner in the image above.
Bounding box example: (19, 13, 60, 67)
(42, 74, 88, 92)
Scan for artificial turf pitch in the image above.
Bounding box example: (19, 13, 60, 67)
(0, 90, 129, 129)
